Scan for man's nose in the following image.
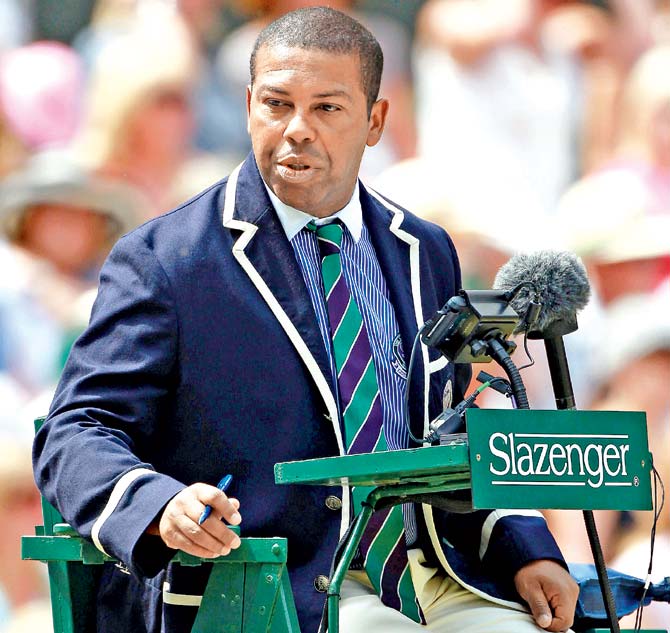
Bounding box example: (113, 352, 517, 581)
(283, 110, 316, 144)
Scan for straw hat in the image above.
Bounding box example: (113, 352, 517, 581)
(0, 149, 146, 242)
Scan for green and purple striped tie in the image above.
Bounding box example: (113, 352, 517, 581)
(311, 220, 424, 623)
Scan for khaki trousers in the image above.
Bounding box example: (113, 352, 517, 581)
(337, 549, 574, 632)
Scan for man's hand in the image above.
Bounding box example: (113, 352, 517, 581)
(149, 483, 242, 558)
(514, 559, 579, 632)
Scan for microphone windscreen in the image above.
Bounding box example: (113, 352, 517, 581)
(493, 251, 591, 332)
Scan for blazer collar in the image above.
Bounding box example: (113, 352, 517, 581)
(361, 185, 430, 440)
(221, 155, 340, 441)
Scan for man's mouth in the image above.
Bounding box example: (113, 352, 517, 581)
(276, 159, 317, 182)
(278, 158, 312, 171)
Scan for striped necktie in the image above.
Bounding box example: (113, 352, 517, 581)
(310, 220, 424, 623)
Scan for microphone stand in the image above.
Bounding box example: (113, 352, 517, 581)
(530, 317, 621, 633)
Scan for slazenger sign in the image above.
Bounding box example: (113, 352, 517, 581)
(489, 432, 632, 488)
(466, 409, 653, 511)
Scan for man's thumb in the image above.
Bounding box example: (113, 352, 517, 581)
(528, 592, 552, 629)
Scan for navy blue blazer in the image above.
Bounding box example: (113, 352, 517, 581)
(34, 155, 565, 632)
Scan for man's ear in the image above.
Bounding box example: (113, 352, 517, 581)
(246, 85, 252, 134)
(366, 98, 389, 147)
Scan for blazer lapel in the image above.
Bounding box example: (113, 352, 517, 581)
(361, 185, 430, 441)
(221, 156, 342, 451)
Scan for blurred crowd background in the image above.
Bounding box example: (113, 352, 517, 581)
(0, 0, 668, 630)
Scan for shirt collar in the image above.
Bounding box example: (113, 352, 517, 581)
(263, 181, 362, 242)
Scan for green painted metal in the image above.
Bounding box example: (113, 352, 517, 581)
(22, 528, 295, 632)
(269, 569, 301, 633)
(274, 438, 471, 488)
(242, 562, 284, 631)
(327, 503, 374, 633)
(274, 436, 475, 633)
(275, 440, 475, 633)
(192, 563, 244, 633)
(324, 478, 481, 633)
(467, 409, 653, 510)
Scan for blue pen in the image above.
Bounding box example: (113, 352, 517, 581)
(198, 474, 233, 525)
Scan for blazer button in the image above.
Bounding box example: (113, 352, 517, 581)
(314, 575, 330, 593)
(325, 495, 342, 511)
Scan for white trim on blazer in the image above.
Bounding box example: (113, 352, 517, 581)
(221, 164, 351, 536)
(365, 187, 431, 439)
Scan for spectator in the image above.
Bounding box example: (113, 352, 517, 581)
(76, 0, 249, 161)
(555, 43, 670, 305)
(564, 0, 656, 172)
(0, 150, 144, 417)
(0, 37, 145, 413)
(176, 0, 252, 159)
(0, 41, 83, 179)
(75, 6, 207, 218)
(611, 44, 670, 215)
(413, 0, 585, 220)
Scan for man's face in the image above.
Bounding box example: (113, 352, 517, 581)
(247, 44, 388, 218)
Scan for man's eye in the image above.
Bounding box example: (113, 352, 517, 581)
(266, 99, 285, 108)
(320, 104, 340, 113)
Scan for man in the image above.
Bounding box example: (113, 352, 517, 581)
(33, 7, 578, 633)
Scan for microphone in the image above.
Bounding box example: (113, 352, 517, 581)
(493, 250, 591, 338)
(493, 250, 591, 410)
(493, 251, 591, 338)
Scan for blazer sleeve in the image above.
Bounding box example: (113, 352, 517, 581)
(442, 508, 567, 575)
(33, 232, 186, 578)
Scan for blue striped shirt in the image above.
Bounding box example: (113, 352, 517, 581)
(265, 182, 417, 544)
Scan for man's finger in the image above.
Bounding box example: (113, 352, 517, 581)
(515, 560, 579, 631)
(179, 497, 241, 551)
(165, 521, 226, 558)
(178, 513, 235, 555)
(525, 584, 553, 629)
(546, 590, 577, 632)
(159, 512, 220, 556)
(195, 485, 242, 526)
(197, 513, 242, 550)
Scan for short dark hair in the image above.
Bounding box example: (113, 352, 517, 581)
(250, 7, 383, 116)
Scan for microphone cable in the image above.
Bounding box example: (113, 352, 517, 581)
(486, 337, 530, 410)
(634, 463, 666, 631)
